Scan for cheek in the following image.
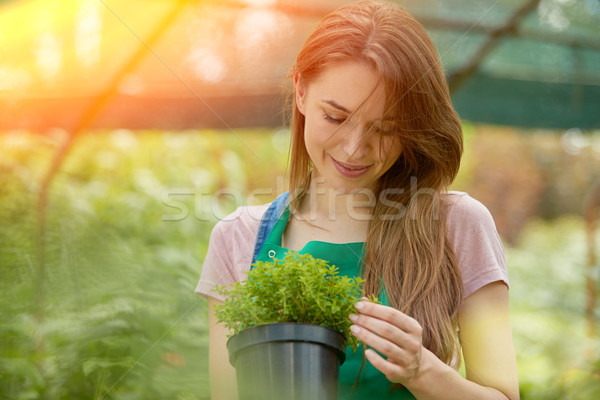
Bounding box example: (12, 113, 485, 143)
(378, 137, 402, 164)
(305, 114, 337, 149)
(303, 117, 325, 160)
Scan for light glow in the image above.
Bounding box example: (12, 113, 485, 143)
(75, 0, 102, 68)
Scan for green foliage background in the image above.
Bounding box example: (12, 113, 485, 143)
(0, 127, 598, 399)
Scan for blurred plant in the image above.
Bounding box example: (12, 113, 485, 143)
(506, 216, 600, 400)
(453, 125, 600, 244)
(453, 125, 546, 244)
(2, 127, 599, 399)
(0, 128, 292, 399)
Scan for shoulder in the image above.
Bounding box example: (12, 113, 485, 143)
(443, 191, 495, 227)
(442, 190, 501, 248)
(207, 203, 270, 259)
(196, 203, 270, 299)
(442, 191, 509, 299)
(442, 190, 501, 256)
(213, 203, 271, 232)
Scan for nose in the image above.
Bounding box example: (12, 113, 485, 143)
(340, 123, 369, 160)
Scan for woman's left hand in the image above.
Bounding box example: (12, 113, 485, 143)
(349, 299, 425, 385)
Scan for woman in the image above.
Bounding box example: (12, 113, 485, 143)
(196, 1, 519, 399)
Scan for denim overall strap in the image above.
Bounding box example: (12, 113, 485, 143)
(251, 191, 290, 266)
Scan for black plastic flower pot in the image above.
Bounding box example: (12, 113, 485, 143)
(227, 323, 347, 400)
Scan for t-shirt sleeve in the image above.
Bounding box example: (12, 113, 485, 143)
(195, 219, 236, 301)
(446, 193, 509, 299)
(195, 205, 266, 301)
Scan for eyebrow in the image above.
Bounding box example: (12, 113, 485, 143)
(322, 99, 351, 113)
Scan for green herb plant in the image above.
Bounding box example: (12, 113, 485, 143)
(214, 252, 367, 350)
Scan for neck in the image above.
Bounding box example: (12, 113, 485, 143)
(298, 176, 375, 223)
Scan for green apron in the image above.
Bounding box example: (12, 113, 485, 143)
(254, 206, 415, 399)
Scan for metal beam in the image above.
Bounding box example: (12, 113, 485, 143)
(447, 0, 541, 93)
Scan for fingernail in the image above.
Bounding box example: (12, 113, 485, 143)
(350, 325, 360, 334)
(354, 302, 364, 310)
(349, 313, 358, 322)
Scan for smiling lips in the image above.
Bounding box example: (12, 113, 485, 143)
(330, 155, 372, 178)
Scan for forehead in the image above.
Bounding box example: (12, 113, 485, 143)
(307, 62, 385, 117)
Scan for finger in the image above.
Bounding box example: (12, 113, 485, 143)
(350, 313, 411, 346)
(364, 348, 405, 383)
(355, 301, 422, 335)
(350, 324, 411, 362)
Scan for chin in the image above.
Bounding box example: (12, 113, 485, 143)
(334, 180, 372, 194)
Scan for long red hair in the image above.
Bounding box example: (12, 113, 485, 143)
(288, 0, 464, 364)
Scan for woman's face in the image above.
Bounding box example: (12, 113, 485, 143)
(295, 62, 402, 194)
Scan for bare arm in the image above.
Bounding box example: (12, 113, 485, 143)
(350, 281, 519, 399)
(207, 297, 238, 400)
(408, 282, 518, 399)
(459, 281, 519, 399)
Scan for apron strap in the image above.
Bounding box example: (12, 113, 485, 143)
(251, 191, 290, 267)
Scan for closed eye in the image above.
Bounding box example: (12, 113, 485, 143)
(373, 127, 392, 136)
(323, 111, 345, 125)
(369, 121, 396, 136)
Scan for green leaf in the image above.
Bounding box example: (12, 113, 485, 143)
(215, 251, 365, 350)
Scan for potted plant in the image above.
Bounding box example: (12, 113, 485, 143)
(214, 252, 365, 400)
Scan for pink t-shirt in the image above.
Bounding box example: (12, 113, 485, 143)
(195, 191, 509, 301)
